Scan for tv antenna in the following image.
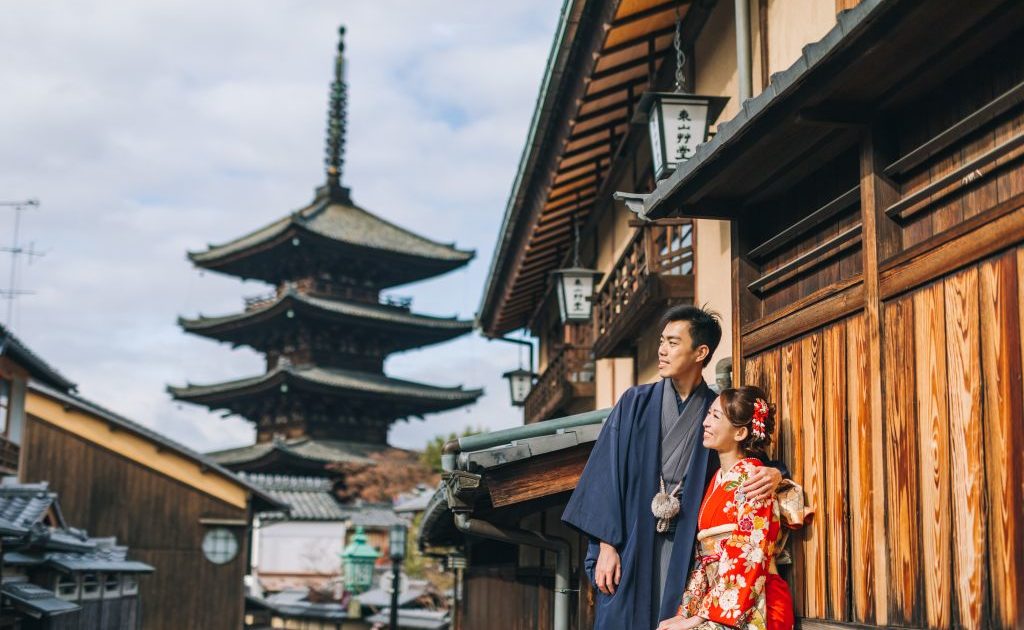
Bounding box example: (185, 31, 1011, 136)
(0, 199, 45, 326)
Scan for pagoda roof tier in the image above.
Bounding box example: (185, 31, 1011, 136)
(168, 365, 482, 419)
(188, 187, 474, 288)
(208, 437, 401, 474)
(178, 289, 473, 353)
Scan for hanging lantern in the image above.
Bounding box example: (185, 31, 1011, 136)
(634, 8, 728, 181)
(341, 526, 380, 594)
(551, 267, 602, 322)
(502, 367, 535, 407)
(550, 203, 601, 324)
(637, 92, 729, 180)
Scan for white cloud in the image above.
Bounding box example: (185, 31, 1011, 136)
(0, 0, 555, 453)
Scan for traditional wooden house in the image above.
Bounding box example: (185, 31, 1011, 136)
(22, 382, 284, 630)
(438, 0, 1024, 629)
(0, 480, 154, 630)
(172, 26, 481, 477)
(630, 1, 1024, 628)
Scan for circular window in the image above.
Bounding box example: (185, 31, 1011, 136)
(202, 528, 239, 565)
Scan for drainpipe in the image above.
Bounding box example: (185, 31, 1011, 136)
(735, 0, 753, 101)
(454, 514, 571, 630)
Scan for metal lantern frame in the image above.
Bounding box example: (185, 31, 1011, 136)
(550, 266, 603, 323)
(341, 526, 380, 594)
(635, 91, 729, 181)
(388, 523, 407, 562)
(502, 367, 536, 407)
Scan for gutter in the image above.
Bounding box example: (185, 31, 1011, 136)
(453, 514, 572, 630)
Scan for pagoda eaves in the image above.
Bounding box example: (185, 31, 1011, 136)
(168, 364, 482, 419)
(188, 187, 474, 288)
(179, 288, 473, 355)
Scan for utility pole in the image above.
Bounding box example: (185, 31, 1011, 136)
(0, 199, 43, 326)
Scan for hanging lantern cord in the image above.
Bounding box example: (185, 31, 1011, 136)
(673, 5, 687, 93)
(572, 194, 582, 268)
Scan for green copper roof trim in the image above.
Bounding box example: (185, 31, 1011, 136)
(458, 407, 610, 453)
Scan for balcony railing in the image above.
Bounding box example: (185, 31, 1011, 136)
(524, 345, 595, 424)
(593, 220, 695, 358)
(0, 436, 20, 474)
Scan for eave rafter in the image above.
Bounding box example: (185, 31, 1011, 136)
(481, 0, 691, 336)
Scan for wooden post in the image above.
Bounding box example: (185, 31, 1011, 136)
(858, 127, 900, 626)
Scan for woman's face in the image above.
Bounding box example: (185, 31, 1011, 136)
(702, 396, 745, 452)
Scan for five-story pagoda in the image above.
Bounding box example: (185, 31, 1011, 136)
(170, 27, 481, 473)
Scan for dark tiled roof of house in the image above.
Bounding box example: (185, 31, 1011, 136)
(239, 474, 346, 521)
(0, 325, 75, 391)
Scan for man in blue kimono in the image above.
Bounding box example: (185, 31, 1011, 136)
(562, 305, 782, 629)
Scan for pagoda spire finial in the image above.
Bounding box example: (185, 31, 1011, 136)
(324, 25, 349, 200)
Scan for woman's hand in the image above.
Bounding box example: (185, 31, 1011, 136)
(741, 465, 782, 501)
(656, 614, 703, 630)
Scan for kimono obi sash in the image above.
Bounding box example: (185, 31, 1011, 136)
(695, 524, 781, 575)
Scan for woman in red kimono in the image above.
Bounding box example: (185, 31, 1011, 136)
(657, 385, 802, 630)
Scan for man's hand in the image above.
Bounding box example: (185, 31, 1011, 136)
(740, 465, 783, 501)
(656, 614, 703, 630)
(594, 541, 621, 595)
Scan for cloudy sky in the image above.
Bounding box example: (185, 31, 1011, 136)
(0, 1, 560, 452)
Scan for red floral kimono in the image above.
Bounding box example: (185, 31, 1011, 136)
(678, 458, 802, 630)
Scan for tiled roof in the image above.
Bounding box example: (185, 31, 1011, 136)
(642, 0, 886, 219)
(45, 537, 154, 573)
(209, 437, 388, 467)
(393, 490, 434, 514)
(258, 589, 349, 621)
(28, 382, 285, 512)
(190, 193, 473, 266)
(0, 325, 75, 391)
(0, 481, 58, 529)
(338, 503, 407, 529)
(181, 289, 472, 333)
(365, 609, 449, 630)
(1, 582, 79, 618)
(169, 365, 483, 406)
(239, 474, 346, 521)
(180, 288, 471, 350)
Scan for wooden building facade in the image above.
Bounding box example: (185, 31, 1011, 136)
(464, 0, 1024, 629)
(22, 383, 282, 630)
(636, 1, 1024, 628)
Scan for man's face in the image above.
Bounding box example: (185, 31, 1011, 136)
(657, 320, 708, 380)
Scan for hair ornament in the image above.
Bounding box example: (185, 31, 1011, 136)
(751, 398, 769, 440)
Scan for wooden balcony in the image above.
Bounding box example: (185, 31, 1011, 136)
(0, 436, 20, 474)
(593, 220, 695, 358)
(523, 345, 595, 424)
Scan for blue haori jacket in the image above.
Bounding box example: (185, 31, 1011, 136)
(561, 379, 718, 629)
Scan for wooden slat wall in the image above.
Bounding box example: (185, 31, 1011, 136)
(20, 419, 249, 630)
(742, 245, 1024, 628)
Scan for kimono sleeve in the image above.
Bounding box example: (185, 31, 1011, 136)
(700, 492, 776, 627)
(560, 388, 635, 548)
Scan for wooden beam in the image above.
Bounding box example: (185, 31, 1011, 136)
(747, 224, 862, 294)
(610, 0, 684, 29)
(485, 445, 593, 508)
(884, 77, 1024, 177)
(589, 48, 671, 83)
(858, 129, 900, 626)
(885, 130, 1024, 219)
(748, 185, 861, 260)
(742, 279, 865, 355)
(599, 24, 675, 57)
(880, 195, 1024, 300)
